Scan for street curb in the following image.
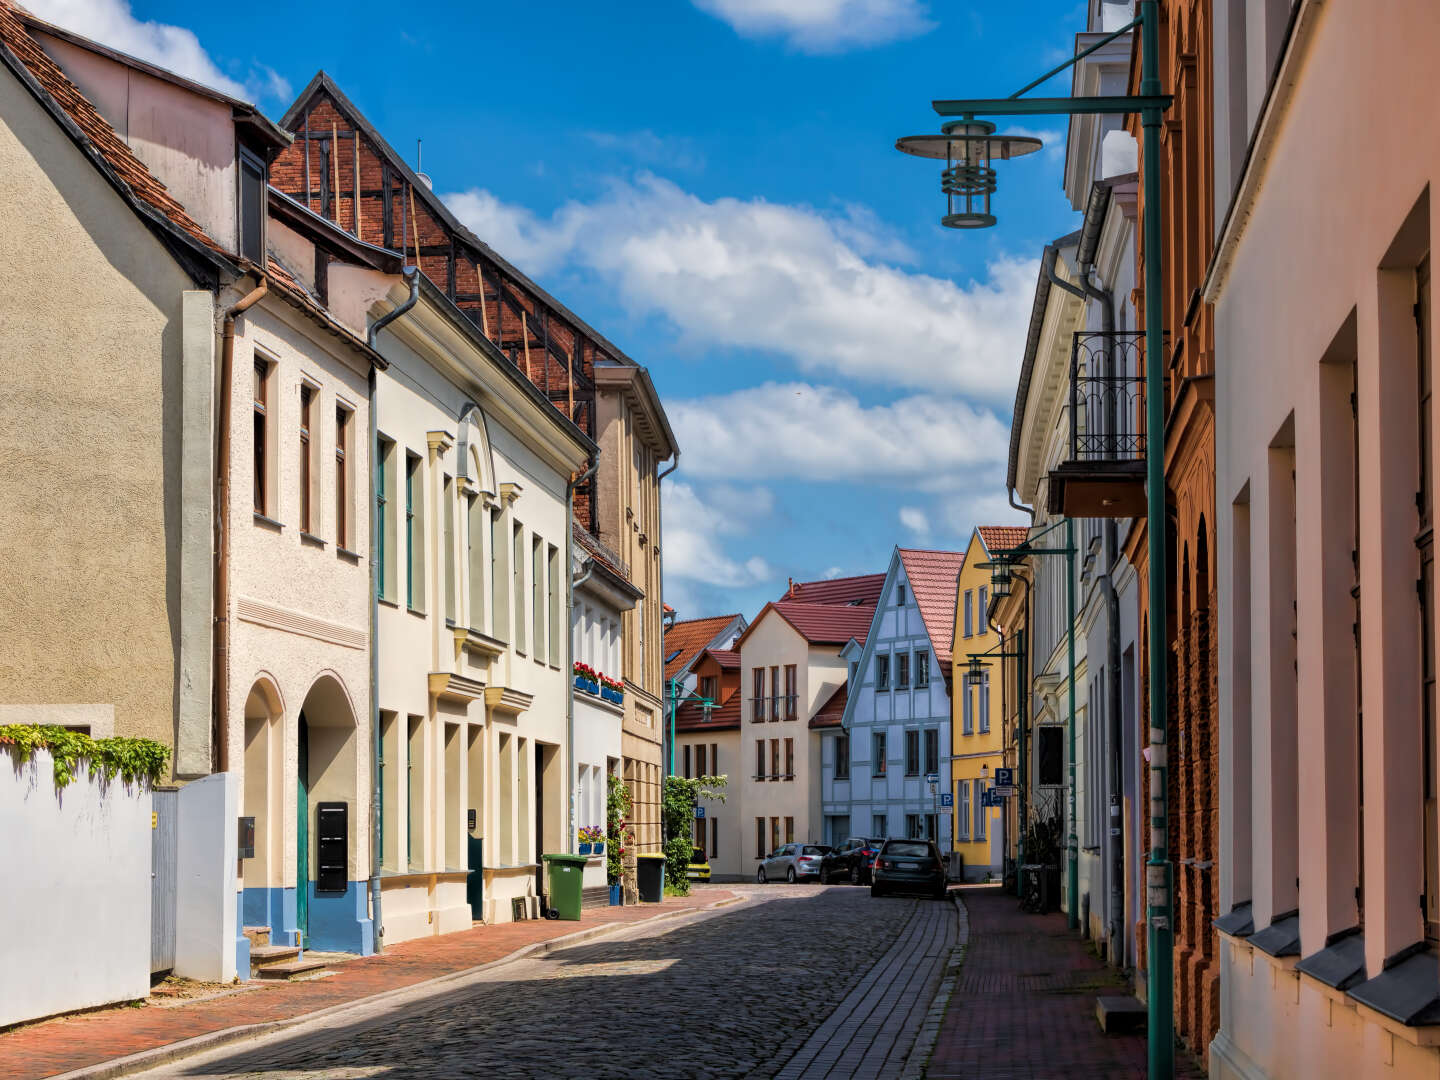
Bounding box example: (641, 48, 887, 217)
(899, 891, 969, 1080)
(46, 892, 744, 1080)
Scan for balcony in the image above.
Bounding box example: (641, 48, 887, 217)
(1046, 330, 1148, 519)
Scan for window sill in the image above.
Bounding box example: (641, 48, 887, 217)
(253, 512, 284, 532)
(300, 531, 327, 549)
(378, 596, 399, 609)
(407, 606, 427, 619)
(337, 547, 362, 564)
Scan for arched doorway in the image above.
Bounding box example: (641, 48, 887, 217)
(241, 679, 282, 930)
(296, 675, 369, 952)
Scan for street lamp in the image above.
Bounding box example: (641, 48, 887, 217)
(990, 561, 1014, 599)
(895, 121, 1042, 228)
(897, 6, 1175, 1072)
(666, 678, 714, 776)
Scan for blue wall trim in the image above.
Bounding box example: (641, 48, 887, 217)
(307, 881, 373, 955)
(241, 886, 300, 946)
(234, 891, 250, 977)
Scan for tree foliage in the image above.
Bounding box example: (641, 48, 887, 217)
(661, 773, 727, 895)
(0, 724, 171, 790)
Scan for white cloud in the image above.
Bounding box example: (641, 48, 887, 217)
(898, 506, 930, 538)
(690, 0, 935, 53)
(23, 0, 288, 101)
(441, 174, 1037, 399)
(662, 482, 773, 588)
(822, 566, 844, 580)
(581, 130, 705, 172)
(669, 381, 1010, 480)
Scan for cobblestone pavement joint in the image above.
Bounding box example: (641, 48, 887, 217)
(118, 884, 954, 1080)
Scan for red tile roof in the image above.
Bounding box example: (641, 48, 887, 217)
(898, 548, 966, 667)
(698, 648, 740, 671)
(809, 682, 848, 729)
(675, 693, 740, 732)
(977, 526, 1029, 553)
(0, 0, 224, 262)
(738, 600, 875, 649)
(781, 573, 885, 607)
(664, 615, 741, 682)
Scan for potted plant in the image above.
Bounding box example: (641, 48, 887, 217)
(572, 661, 600, 695)
(578, 825, 604, 856)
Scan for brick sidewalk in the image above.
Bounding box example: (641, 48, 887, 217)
(924, 887, 1204, 1080)
(0, 890, 735, 1080)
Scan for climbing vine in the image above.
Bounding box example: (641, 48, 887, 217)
(661, 774, 727, 896)
(0, 724, 171, 790)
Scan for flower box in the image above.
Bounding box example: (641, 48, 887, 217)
(578, 842, 593, 855)
(590, 840, 604, 856)
(600, 686, 624, 704)
(574, 675, 600, 695)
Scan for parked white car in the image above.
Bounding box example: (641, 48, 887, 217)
(755, 843, 831, 883)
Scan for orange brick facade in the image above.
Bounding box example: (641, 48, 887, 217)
(1125, 0, 1220, 1066)
(269, 80, 609, 528)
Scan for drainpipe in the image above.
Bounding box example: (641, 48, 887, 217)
(364, 267, 419, 952)
(214, 274, 268, 775)
(657, 452, 679, 776)
(566, 456, 600, 857)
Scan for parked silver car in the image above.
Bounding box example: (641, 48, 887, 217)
(756, 842, 831, 883)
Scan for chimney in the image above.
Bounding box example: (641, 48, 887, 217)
(787, 577, 795, 597)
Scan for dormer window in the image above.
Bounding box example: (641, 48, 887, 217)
(238, 145, 267, 264)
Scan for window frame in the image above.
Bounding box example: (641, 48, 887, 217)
(252, 358, 272, 517)
(834, 732, 850, 779)
(876, 654, 890, 691)
(903, 729, 920, 776)
(299, 382, 316, 534)
(872, 731, 887, 776)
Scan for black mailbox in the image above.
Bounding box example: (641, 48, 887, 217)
(468, 808, 476, 832)
(315, 802, 348, 895)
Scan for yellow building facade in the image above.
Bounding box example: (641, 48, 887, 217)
(949, 527, 1015, 881)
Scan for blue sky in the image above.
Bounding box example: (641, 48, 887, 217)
(35, 0, 1089, 620)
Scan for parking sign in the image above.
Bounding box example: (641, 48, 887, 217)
(994, 767, 1014, 788)
(939, 792, 954, 808)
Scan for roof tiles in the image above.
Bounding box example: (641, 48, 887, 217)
(977, 526, 1029, 553)
(767, 600, 876, 647)
(898, 548, 966, 667)
(781, 573, 885, 608)
(664, 614, 741, 682)
(809, 682, 848, 729)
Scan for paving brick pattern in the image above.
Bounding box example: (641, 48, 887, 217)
(131, 885, 932, 1080)
(924, 887, 1205, 1080)
(0, 890, 731, 1080)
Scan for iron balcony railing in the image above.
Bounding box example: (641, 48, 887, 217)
(1068, 329, 1146, 463)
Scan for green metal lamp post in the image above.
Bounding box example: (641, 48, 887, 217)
(897, 4, 1174, 1074)
(666, 677, 714, 776)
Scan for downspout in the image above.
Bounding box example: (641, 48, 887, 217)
(214, 274, 267, 774)
(365, 267, 419, 952)
(566, 456, 600, 857)
(657, 452, 680, 776)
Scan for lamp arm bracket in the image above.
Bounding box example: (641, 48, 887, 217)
(1007, 15, 1142, 101)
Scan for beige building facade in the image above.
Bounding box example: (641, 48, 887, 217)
(1211, 1, 1440, 1075)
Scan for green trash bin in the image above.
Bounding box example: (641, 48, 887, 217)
(542, 853, 588, 920)
(636, 853, 667, 903)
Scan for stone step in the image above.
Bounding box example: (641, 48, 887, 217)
(248, 944, 302, 970)
(255, 957, 330, 981)
(242, 926, 271, 948)
(1095, 994, 1147, 1034)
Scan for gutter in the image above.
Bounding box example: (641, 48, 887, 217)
(213, 275, 268, 774)
(566, 457, 601, 856)
(656, 452, 680, 775)
(364, 266, 419, 952)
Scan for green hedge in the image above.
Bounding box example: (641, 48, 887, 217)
(0, 724, 170, 789)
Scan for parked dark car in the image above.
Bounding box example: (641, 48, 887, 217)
(871, 838, 948, 899)
(819, 836, 886, 885)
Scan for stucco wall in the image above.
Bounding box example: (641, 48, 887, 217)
(0, 750, 151, 1027)
(175, 772, 239, 982)
(0, 63, 203, 756)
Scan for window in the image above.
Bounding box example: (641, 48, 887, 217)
(335, 406, 351, 549)
(710, 743, 718, 776)
(532, 536, 544, 657)
(964, 589, 973, 637)
(958, 781, 970, 840)
(925, 814, 938, 842)
(755, 739, 765, 780)
(770, 738, 780, 779)
(711, 817, 718, 859)
(978, 672, 990, 733)
(405, 452, 422, 609)
(376, 436, 394, 597)
(512, 522, 525, 653)
(784, 817, 794, 844)
(978, 586, 988, 623)
(872, 813, 887, 838)
(699, 675, 718, 703)
(466, 493, 483, 628)
(897, 653, 910, 689)
(905, 813, 922, 839)
(252, 360, 271, 515)
(299, 384, 315, 533)
(443, 476, 456, 622)
(490, 507, 507, 640)
(770, 665, 780, 721)
(872, 731, 887, 776)
(924, 729, 939, 775)
(696, 743, 707, 776)
(1037, 726, 1064, 786)
(834, 733, 850, 779)
(407, 715, 424, 869)
(783, 738, 794, 779)
(974, 780, 987, 840)
(683, 744, 692, 779)
(904, 730, 920, 776)
(771, 817, 781, 852)
(694, 815, 706, 850)
(916, 651, 929, 688)
(897, 583, 907, 606)
(756, 818, 765, 859)
(962, 685, 974, 735)
(238, 145, 266, 263)
(753, 668, 766, 721)
(783, 665, 797, 718)
(876, 654, 890, 691)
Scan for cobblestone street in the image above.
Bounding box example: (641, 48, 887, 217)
(131, 885, 955, 1080)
